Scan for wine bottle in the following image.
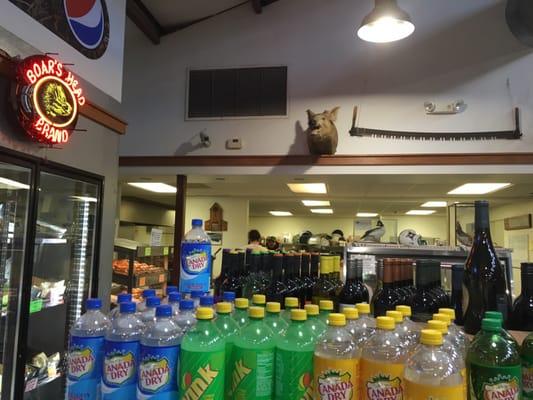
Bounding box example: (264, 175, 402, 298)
(214, 248, 231, 297)
(450, 264, 465, 326)
(283, 254, 298, 299)
(404, 259, 416, 300)
(509, 262, 533, 331)
(463, 200, 512, 334)
(338, 255, 369, 311)
(392, 258, 408, 305)
(312, 255, 333, 304)
(307, 253, 320, 302)
(300, 252, 313, 305)
(331, 255, 343, 296)
(411, 259, 440, 322)
(429, 261, 449, 309)
(291, 253, 306, 305)
(370, 259, 385, 308)
(220, 251, 242, 298)
(371, 258, 399, 317)
(266, 253, 288, 304)
(242, 251, 263, 299)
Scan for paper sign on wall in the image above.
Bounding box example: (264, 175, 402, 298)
(150, 228, 163, 247)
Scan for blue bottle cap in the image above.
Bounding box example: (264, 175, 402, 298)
(86, 298, 101, 310)
(146, 296, 161, 308)
(223, 291, 236, 301)
(143, 289, 156, 298)
(117, 293, 132, 303)
(200, 295, 214, 306)
(180, 299, 194, 310)
(156, 305, 172, 318)
(169, 292, 181, 303)
(166, 286, 178, 295)
(191, 290, 204, 298)
(120, 301, 136, 314)
(192, 219, 203, 227)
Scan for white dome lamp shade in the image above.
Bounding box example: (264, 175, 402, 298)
(357, 0, 415, 43)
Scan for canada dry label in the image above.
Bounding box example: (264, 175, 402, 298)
(468, 363, 522, 400)
(102, 340, 139, 399)
(138, 345, 179, 397)
(360, 358, 405, 400)
(313, 355, 359, 400)
(179, 349, 224, 400)
(231, 346, 275, 400)
(524, 355, 533, 399)
(179, 243, 212, 293)
(404, 379, 463, 400)
(67, 336, 105, 400)
(275, 348, 314, 400)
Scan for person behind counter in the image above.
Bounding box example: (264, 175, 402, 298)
(247, 229, 268, 252)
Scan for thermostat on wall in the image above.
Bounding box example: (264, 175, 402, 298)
(226, 138, 242, 150)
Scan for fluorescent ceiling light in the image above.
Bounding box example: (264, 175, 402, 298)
(70, 196, 98, 203)
(0, 177, 29, 189)
(302, 200, 331, 207)
(311, 209, 334, 214)
(357, 212, 379, 217)
(357, 0, 415, 43)
(128, 182, 177, 193)
(269, 211, 293, 217)
(447, 183, 511, 195)
(406, 210, 436, 215)
(421, 201, 447, 208)
(287, 183, 327, 194)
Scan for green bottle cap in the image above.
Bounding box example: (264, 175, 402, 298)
(484, 311, 503, 321)
(482, 318, 502, 332)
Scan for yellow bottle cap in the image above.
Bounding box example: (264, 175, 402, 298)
(248, 306, 265, 319)
(285, 297, 299, 308)
(305, 304, 319, 316)
(376, 316, 395, 330)
(319, 300, 334, 311)
(420, 329, 443, 346)
(343, 307, 359, 320)
(291, 309, 307, 321)
(439, 308, 456, 320)
(266, 302, 281, 313)
(396, 305, 412, 317)
(433, 313, 451, 326)
(328, 313, 346, 326)
(386, 310, 403, 323)
(252, 294, 266, 305)
(356, 303, 370, 315)
(235, 298, 249, 309)
(196, 307, 214, 320)
(427, 320, 448, 334)
(216, 302, 232, 314)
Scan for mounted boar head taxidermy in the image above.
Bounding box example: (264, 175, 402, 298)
(306, 107, 340, 155)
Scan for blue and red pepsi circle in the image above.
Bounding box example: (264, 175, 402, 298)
(64, 0, 106, 50)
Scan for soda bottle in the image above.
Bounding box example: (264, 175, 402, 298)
(138, 305, 181, 399)
(480, 311, 518, 349)
(223, 291, 236, 311)
(102, 301, 144, 399)
(437, 308, 469, 355)
(281, 297, 299, 322)
(343, 307, 373, 347)
(137, 289, 156, 313)
(109, 293, 132, 321)
(190, 290, 205, 308)
(314, 313, 361, 399)
(252, 293, 267, 308)
(304, 304, 327, 339)
(214, 302, 240, 400)
(404, 329, 464, 399)
(199, 294, 215, 313)
(522, 332, 533, 399)
(265, 302, 289, 336)
(360, 316, 408, 399)
(231, 306, 276, 399)
(466, 318, 522, 399)
(395, 305, 420, 349)
(175, 299, 196, 332)
(167, 292, 181, 319)
(162, 285, 178, 304)
(318, 300, 334, 325)
(356, 303, 376, 332)
(234, 297, 250, 328)
(387, 310, 417, 351)
(179, 307, 225, 398)
(179, 219, 212, 293)
(67, 298, 110, 400)
(275, 309, 314, 400)
(140, 296, 161, 326)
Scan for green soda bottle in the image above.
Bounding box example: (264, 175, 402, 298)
(214, 302, 240, 400)
(234, 297, 249, 328)
(253, 294, 267, 308)
(275, 309, 315, 400)
(179, 307, 225, 399)
(281, 297, 299, 322)
(482, 311, 519, 348)
(466, 318, 522, 399)
(522, 332, 533, 399)
(304, 304, 327, 339)
(231, 306, 276, 399)
(319, 299, 334, 325)
(265, 302, 289, 336)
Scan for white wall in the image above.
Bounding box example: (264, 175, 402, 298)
(121, 0, 533, 158)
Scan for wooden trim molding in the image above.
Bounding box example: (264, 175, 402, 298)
(119, 153, 533, 167)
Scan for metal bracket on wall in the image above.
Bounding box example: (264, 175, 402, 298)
(424, 99, 466, 115)
(349, 106, 522, 141)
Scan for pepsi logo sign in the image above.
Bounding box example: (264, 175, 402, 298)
(64, 0, 106, 50)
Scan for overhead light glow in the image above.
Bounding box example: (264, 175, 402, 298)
(357, 0, 415, 43)
(406, 210, 436, 215)
(311, 209, 334, 214)
(447, 183, 511, 195)
(128, 182, 177, 193)
(269, 211, 293, 217)
(0, 177, 30, 189)
(70, 196, 98, 203)
(287, 183, 327, 194)
(302, 200, 331, 207)
(421, 201, 447, 208)
(357, 212, 379, 217)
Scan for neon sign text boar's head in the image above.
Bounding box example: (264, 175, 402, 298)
(11, 55, 86, 145)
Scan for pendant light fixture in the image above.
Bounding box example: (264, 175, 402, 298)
(357, 0, 415, 43)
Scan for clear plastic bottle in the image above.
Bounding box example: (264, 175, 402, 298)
(234, 297, 250, 328)
(223, 291, 236, 311)
(404, 329, 464, 399)
(101, 301, 143, 399)
(304, 304, 327, 339)
(137, 289, 156, 313)
(138, 305, 181, 398)
(314, 313, 361, 399)
(167, 292, 181, 318)
(396, 305, 421, 347)
(343, 307, 372, 347)
(387, 310, 417, 352)
(179, 219, 212, 293)
(356, 302, 376, 333)
(281, 297, 299, 322)
(264, 302, 289, 336)
(161, 285, 178, 304)
(434, 311, 469, 357)
(109, 293, 132, 321)
(318, 299, 334, 325)
(175, 299, 196, 332)
(67, 298, 110, 400)
(190, 290, 205, 309)
(438, 307, 469, 352)
(360, 316, 408, 399)
(140, 296, 160, 326)
(214, 302, 240, 400)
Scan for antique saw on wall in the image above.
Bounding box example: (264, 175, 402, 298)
(349, 106, 522, 141)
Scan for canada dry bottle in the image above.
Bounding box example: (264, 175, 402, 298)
(343, 307, 372, 347)
(338, 255, 369, 311)
(179, 219, 212, 293)
(463, 200, 512, 334)
(522, 332, 533, 399)
(395, 305, 420, 348)
(372, 259, 399, 317)
(510, 262, 533, 331)
(438, 308, 469, 357)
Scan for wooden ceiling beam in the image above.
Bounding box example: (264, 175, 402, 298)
(126, 0, 162, 45)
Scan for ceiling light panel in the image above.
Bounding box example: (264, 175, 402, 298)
(447, 183, 511, 195)
(302, 200, 331, 207)
(269, 211, 293, 216)
(128, 182, 177, 193)
(0, 177, 30, 189)
(311, 209, 334, 214)
(357, 212, 379, 217)
(287, 183, 327, 194)
(406, 210, 436, 215)
(421, 201, 447, 208)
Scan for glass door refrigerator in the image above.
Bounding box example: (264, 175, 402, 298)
(0, 150, 103, 400)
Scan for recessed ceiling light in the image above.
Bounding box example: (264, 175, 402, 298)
(128, 182, 177, 193)
(357, 212, 379, 217)
(357, 0, 415, 43)
(447, 183, 511, 195)
(406, 210, 436, 215)
(287, 183, 327, 194)
(0, 177, 30, 189)
(269, 211, 293, 216)
(421, 201, 447, 208)
(302, 200, 331, 207)
(311, 209, 334, 214)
